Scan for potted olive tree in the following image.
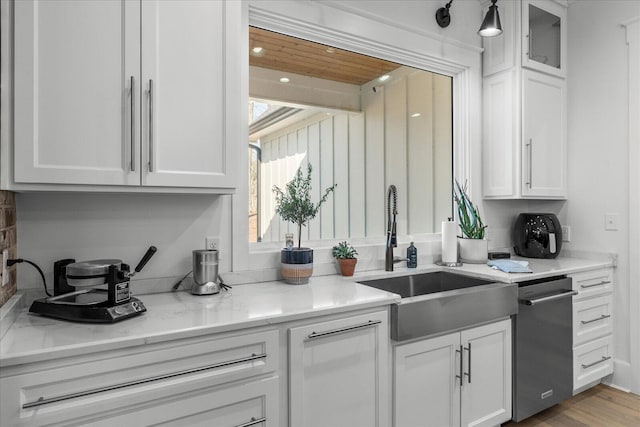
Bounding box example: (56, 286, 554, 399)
(332, 241, 358, 276)
(273, 164, 336, 284)
(454, 179, 488, 263)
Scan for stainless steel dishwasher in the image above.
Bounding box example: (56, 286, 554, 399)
(512, 275, 576, 422)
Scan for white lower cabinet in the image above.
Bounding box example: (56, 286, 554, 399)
(394, 319, 512, 427)
(570, 268, 615, 393)
(1, 329, 280, 426)
(288, 310, 390, 427)
(58, 376, 279, 427)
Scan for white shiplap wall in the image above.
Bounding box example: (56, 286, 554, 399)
(258, 67, 452, 243)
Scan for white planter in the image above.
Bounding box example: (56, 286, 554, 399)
(458, 238, 488, 264)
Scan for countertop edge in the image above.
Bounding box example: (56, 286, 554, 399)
(0, 293, 399, 368)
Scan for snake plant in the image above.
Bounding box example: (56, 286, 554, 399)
(453, 179, 486, 239)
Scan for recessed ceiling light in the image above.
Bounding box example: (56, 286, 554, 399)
(411, 113, 422, 118)
(280, 77, 290, 83)
(379, 75, 390, 82)
(326, 48, 335, 53)
(252, 46, 263, 54)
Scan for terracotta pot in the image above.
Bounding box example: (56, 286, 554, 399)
(337, 258, 357, 276)
(281, 248, 313, 284)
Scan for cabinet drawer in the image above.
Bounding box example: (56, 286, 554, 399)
(570, 269, 613, 300)
(59, 376, 280, 427)
(573, 294, 613, 346)
(573, 335, 614, 391)
(1, 329, 278, 426)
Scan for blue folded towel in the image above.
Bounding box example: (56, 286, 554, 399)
(487, 259, 532, 273)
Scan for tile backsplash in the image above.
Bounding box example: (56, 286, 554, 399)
(0, 191, 17, 307)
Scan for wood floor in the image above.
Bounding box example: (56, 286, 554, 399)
(504, 384, 640, 427)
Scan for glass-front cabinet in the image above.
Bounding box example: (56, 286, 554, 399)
(522, 0, 567, 77)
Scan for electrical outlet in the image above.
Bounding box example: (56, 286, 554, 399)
(605, 213, 619, 231)
(561, 225, 571, 242)
(2, 249, 9, 287)
(205, 236, 221, 251)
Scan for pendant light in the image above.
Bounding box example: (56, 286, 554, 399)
(478, 0, 503, 37)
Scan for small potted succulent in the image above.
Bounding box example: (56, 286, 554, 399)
(332, 241, 358, 276)
(453, 179, 488, 263)
(273, 163, 336, 284)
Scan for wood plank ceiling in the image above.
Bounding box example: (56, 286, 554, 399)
(249, 26, 401, 86)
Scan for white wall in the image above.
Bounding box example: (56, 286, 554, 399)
(15, 193, 232, 294)
(565, 0, 640, 392)
(258, 68, 453, 243)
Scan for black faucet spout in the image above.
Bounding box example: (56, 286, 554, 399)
(385, 185, 398, 271)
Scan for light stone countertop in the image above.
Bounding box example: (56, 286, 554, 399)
(0, 275, 400, 367)
(0, 255, 614, 368)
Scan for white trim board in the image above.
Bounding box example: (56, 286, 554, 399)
(622, 17, 640, 395)
(233, 0, 482, 272)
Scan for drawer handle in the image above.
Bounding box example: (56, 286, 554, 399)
(520, 290, 577, 306)
(130, 75, 136, 172)
(306, 320, 382, 340)
(463, 343, 472, 384)
(455, 345, 463, 387)
(22, 353, 267, 409)
(581, 356, 611, 369)
(581, 314, 611, 325)
(148, 79, 154, 172)
(236, 416, 266, 427)
(581, 281, 611, 289)
(525, 138, 533, 188)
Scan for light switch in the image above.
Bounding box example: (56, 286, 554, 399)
(605, 213, 619, 231)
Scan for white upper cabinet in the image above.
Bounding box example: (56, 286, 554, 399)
(522, 0, 567, 78)
(521, 69, 566, 197)
(10, 0, 239, 192)
(13, 0, 140, 186)
(140, 0, 237, 189)
(482, 0, 567, 200)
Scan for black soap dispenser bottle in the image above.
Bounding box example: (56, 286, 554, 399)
(407, 242, 417, 268)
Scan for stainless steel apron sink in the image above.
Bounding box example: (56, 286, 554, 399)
(358, 271, 518, 341)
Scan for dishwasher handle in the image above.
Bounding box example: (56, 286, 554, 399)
(519, 290, 577, 306)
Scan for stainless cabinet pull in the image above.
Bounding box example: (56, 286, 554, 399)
(581, 314, 611, 325)
(306, 320, 381, 340)
(520, 290, 577, 306)
(235, 417, 266, 427)
(22, 353, 267, 409)
(130, 76, 136, 172)
(148, 79, 154, 172)
(464, 343, 471, 383)
(525, 138, 533, 188)
(581, 281, 611, 289)
(455, 345, 463, 387)
(581, 356, 611, 369)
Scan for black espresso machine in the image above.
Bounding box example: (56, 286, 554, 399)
(29, 246, 157, 323)
(513, 213, 562, 259)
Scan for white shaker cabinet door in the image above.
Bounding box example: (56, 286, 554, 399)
(394, 332, 461, 427)
(13, 0, 141, 186)
(140, 0, 239, 189)
(289, 311, 390, 427)
(522, 70, 566, 198)
(460, 319, 512, 427)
